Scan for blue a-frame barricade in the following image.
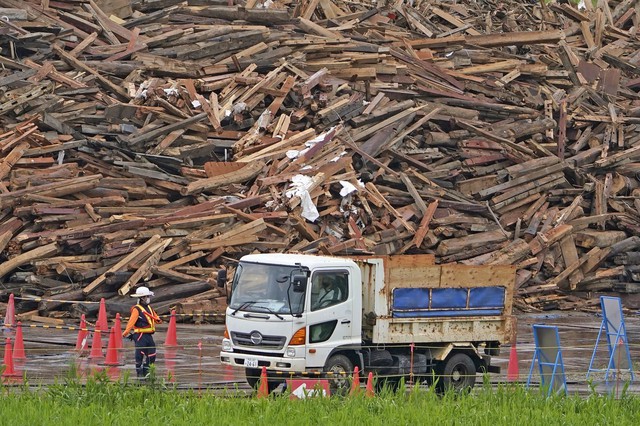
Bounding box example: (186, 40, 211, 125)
(527, 324, 567, 396)
(587, 296, 634, 384)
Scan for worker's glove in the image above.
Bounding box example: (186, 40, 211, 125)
(125, 332, 135, 341)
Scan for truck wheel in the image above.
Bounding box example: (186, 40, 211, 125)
(245, 367, 261, 388)
(324, 354, 354, 394)
(437, 353, 476, 393)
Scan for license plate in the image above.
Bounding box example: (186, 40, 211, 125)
(245, 358, 259, 368)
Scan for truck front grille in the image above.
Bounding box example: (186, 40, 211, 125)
(231, 332, 286, 350)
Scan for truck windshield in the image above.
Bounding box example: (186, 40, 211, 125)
(229, 262, 305, 315)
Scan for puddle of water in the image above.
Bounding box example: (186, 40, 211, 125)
(5, 313, 640, 394)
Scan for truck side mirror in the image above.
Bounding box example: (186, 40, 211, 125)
(291, 272, 307, 293)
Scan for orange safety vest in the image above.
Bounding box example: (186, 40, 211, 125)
(132, 304, 160, 334)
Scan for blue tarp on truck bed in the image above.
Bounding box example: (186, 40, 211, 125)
(391, 286, 505, 318)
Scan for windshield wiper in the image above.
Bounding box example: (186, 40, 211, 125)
(255, 306, 284, 320)
(232, 302, 284, 320)
(232, 301, 256, 316)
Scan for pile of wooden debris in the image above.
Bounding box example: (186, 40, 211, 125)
(1, 0, 640, 320)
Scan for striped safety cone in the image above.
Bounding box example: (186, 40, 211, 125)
(88, 330, 104, 361)
(2, 338, 18, 377)
(164, 310, 178, 347)
(75, 314, 89, 352)
(12, 322, 25, 360)
(350, 366, 361, 395)
(257, 366, 269, 399)
(366, 372, 374, 397)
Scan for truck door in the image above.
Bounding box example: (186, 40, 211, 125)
(305, 270, 355, 369)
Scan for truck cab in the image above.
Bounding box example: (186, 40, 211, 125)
(220, 253, 362, 387)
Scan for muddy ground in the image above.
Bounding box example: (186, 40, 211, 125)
(3, 311, 640, 395)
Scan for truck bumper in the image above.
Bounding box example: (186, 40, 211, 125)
(220, 351, 308, 372)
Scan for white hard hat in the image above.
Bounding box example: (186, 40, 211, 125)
(130, 286, 154, 298)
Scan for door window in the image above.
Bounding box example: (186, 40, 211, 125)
(310, 272, 348, 311)
(309, 320, 338, 343)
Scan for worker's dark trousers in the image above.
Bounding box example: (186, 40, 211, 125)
(133, 332, 157, 377)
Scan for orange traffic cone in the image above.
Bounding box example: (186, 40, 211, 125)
(114, 313, 123, 350)
(2, 338, 18, 377)
(350, 366, 361, 395)
(4, 293, 15, 331)
(365, 372, 374, 397)
(104, 327, 121, 366)
(88, 329, 104, 361)
(257, 366, 269, 398)
(507, 342, 519, 382)
(165, 310, 178, 347)
(12, 322, 25, 360)
(76, 314, 89, 352)
(96, 298, 108, 333)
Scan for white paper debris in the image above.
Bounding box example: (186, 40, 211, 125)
(232, 102, 247, 114)
(285, 175, 319, 222)
(191, 100, 201, 108)
(305, 127, 336, 148)
(257, 110, 271, 129)
(339, 181, 358, 197)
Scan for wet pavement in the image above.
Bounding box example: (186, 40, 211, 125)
(3, 311, 640, 395)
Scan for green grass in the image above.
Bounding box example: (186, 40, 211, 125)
(1, 373, 639, 426)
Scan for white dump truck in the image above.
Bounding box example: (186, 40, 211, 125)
(220, 253, 515, 392)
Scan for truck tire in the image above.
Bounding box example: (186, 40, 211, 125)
(245, 367, 261, 388)
(324, 354, 354, 394)
(437, 353, 476, 393)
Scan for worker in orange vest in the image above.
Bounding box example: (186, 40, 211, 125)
(123, 286, 162, 379)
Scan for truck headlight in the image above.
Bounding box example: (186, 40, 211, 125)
(285, 347, 296, 357)
(222, 338, 232, 352)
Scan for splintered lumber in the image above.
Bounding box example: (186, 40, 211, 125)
(0, 243, 59, 280)
(118, 238, 172, 296)
(412, 200, 438, 248)
(190, 219, 267, 250)
(552, 247, 600, 291)
(436, 230, 510, 256)
(83, 235, 162, 295)
(182, 160, 265, 195)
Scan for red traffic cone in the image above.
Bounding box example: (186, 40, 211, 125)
(365, 372, 374, 397)
(96, 298, 108, 333)
(4, 293, 15, 330)
(2, 338, 18, 377)
(257, 366, 269, 398)
(507, 342, 519, 382)
(12, 322, 25, 360)
(88, 330, 104, 361)
(76, 314, 89, 352)
(104, 327, 120, 366)
(114, 313, 123, 350)
(350, 366, 360, 395)
(165, 310, 178, 347)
